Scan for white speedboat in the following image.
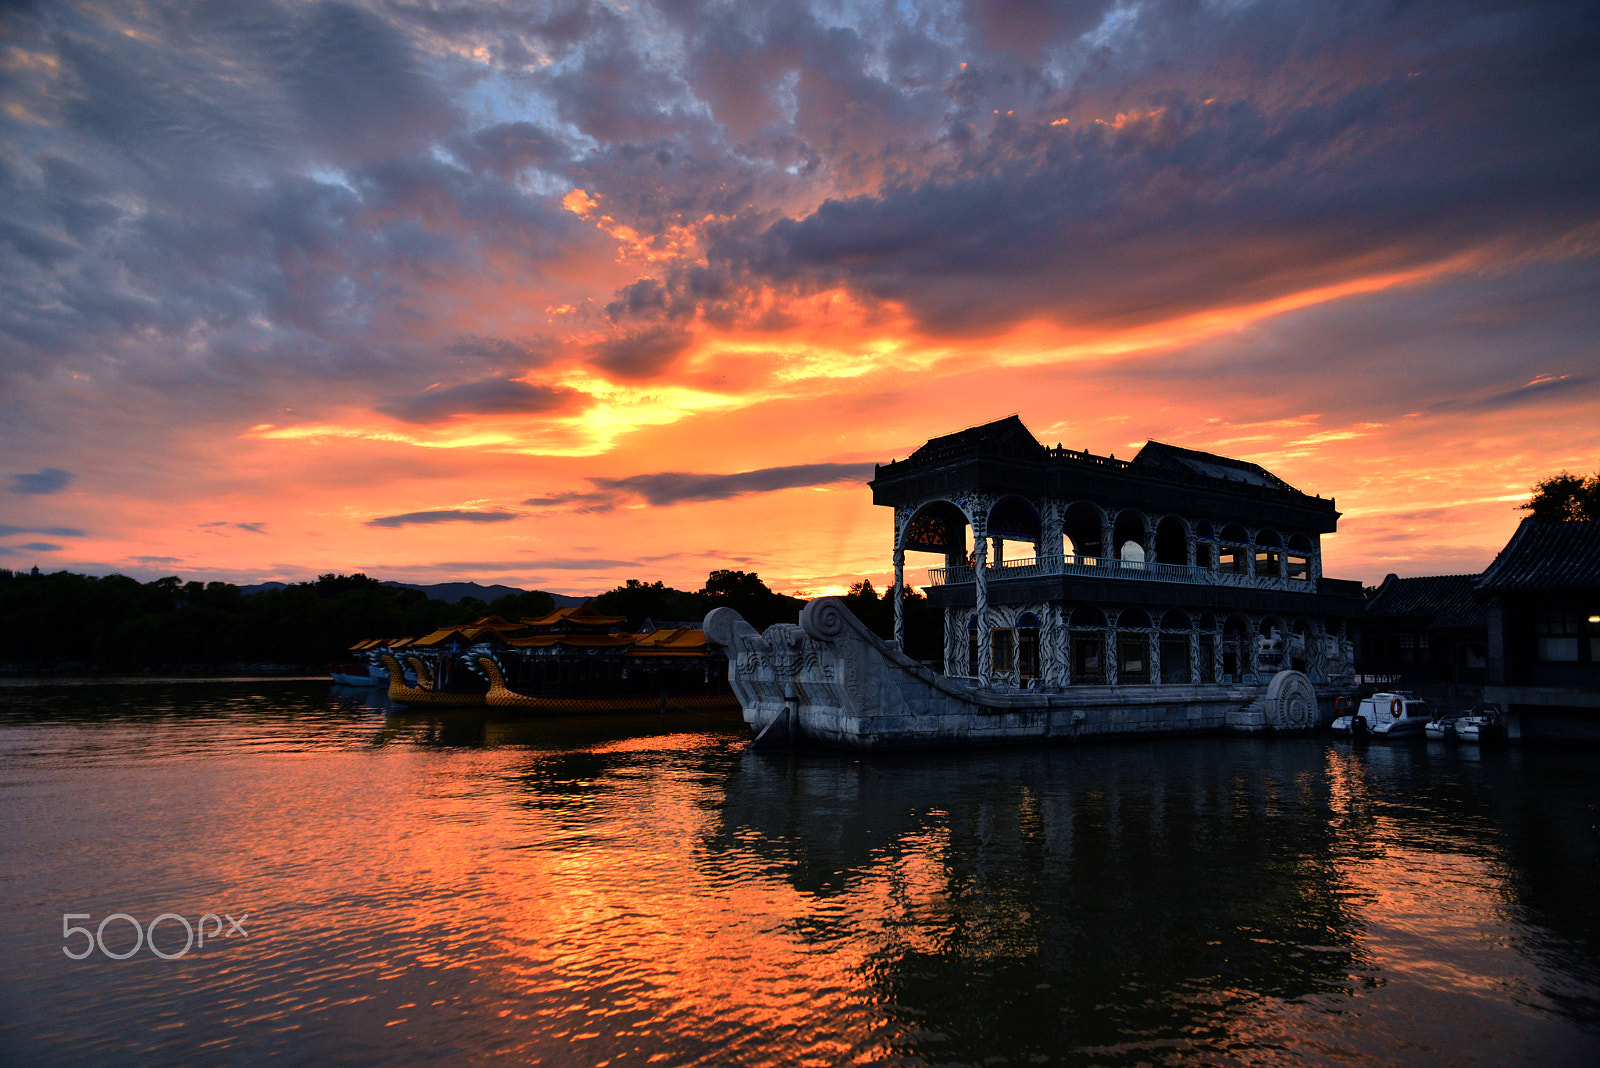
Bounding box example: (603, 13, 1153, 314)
(1424, 714, 1456, 740)
(1331, 691, 1432, 737)
(1454, 707, 1503, 743)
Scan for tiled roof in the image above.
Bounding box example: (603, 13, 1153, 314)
(505, 633, 639, 649)
(631, 627, 709, 650)
(1364, 573, 1485, 629)
(1134, 441, 1299, 493)
(520, 603, 628, 628)
(1477, 518, 1600, 594)
(904, 415, 1047, 465)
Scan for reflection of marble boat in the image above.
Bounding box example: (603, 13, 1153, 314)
(1330, 692, 1430, 737)
(705, 598, 1331, 751)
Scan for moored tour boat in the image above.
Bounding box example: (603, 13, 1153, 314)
(367, 609, 737, 713)
(1330, 691, 1431, 737)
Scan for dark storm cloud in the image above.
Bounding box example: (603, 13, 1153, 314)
(18, 542, 62, 552)
(0, 525, 87, 538)
(1075, 256, 1600, 424)
(1438, 374, 1600, 414)
(4, 0, 1599, 485)
(11, 468, 72, 494)
(378, 377, 587, 424)
(367, 510, 522, 528)
(0, 0, 583, 443)
(588, 326, 694, 379)
(525, 462, 873, 512)
(604, 0, 1597, 339)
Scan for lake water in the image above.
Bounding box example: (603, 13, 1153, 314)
(1, 679, 1597, 1067)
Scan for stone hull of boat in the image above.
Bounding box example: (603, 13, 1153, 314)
(705, 598, 1343, 752)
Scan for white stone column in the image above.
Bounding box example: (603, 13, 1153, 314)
(892, 546, 905, 647)
(1041, 500, 1063, 573)
(1042, 602, 1064, 686)
(1100, 515, 1115, 564)
(1106, 621, 1119, 686)
(944, 606, 964, 675)
(1189, 628, 1201, 684)
(974, 531, 991, 683)
(1149, 624, 1162, 685)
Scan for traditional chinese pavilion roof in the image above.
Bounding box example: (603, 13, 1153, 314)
(505, 633, 639, 649)
(874, 417, 1336, 530)
(902, 415, 1048, 467)
(1364, 573, 1486, 630)
(409, 627, 478, 648)
(520, 604, 629, 631)
(1476, 518, 1600, 595)
(628, 627, 712, 656)
(467, 615, 523, 632)
(1133, 441, 1300, 493)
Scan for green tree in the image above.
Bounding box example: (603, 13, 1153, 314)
(1521, 471, 1600, 522)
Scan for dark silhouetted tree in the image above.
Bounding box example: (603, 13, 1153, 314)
(1521, 471, 1600, 522)
(593, 579, 703, 631)
(700, 570, 803, 631)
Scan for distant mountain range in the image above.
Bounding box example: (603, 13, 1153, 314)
(237, 580, 588, 606)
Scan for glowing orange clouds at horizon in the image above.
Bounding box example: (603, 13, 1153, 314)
(9, 237, 1594, 599)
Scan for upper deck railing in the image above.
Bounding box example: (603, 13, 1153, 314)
(926, 555, 1313, 591)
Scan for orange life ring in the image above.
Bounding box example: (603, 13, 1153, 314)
(1335, 696, 1348, 713)
(1390, 697, 1403, 717)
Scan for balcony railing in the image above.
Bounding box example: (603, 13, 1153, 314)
(926, 554, 1313, 591)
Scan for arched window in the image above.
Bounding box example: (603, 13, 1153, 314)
(1285, 533, 1313, 582)
(1113, 510, 1148, 567)
(1062, 502, 1104, 561)
(1117, 608, 1151, 683)
(1069, 605, 1106, 684)
(988, 497, 1042, 567)
(1017, 612, 1041, 679)
(1154, 516, 1188, 565)
(905, 500, 974, 587)
(1218, 523, 1250, 575)
(1158, 610, 1191, 684)
(1255, 529, 1283, 579)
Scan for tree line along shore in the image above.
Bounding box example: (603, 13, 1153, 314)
(0, 568, 940, 676)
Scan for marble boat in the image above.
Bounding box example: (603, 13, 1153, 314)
(706, 598, 1332, 751)
(707, 419, 1362, 751)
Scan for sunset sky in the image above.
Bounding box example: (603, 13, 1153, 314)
(2, 0, 1597, 598)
